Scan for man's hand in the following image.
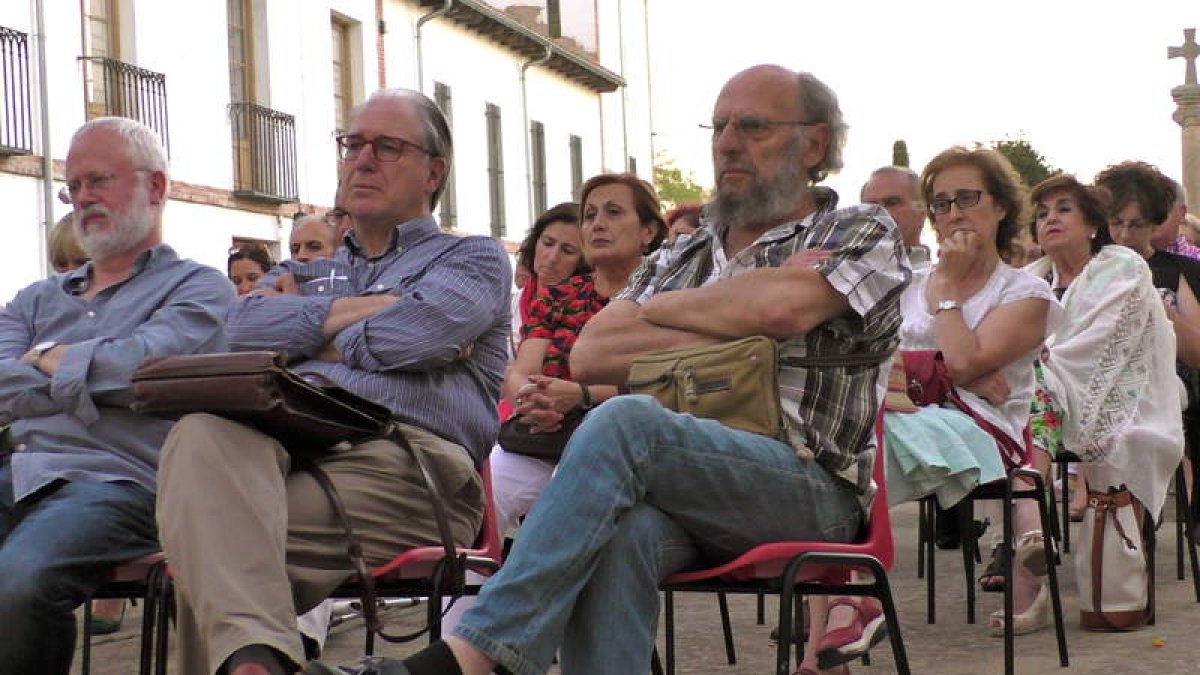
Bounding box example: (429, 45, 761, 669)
(247, 273, 297, 298)
(20, 344, 67, 377)
(313, 343, 342, 363)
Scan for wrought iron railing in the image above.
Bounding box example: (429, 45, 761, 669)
(79, 56, 170, 152)
(229, 102, 298, 203)
(0, 26, 32, 155)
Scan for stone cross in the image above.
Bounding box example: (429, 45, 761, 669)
(1170, 28, 1199, 86)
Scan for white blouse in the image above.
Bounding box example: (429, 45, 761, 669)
(899, 263, 1063, 445)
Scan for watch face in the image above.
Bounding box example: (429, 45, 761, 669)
(33, 340, 57, 353)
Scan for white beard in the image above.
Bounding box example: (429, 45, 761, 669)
(73, 185, 156, 260)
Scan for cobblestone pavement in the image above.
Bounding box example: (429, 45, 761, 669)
(72, 500, 1200, 674)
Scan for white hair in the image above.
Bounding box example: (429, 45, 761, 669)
(71, 117, 170, 185)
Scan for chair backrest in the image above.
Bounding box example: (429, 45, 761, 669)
(865, 410, 895, 570)
(476, 459, 503, 563)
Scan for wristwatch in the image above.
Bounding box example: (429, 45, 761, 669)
(935, 300, 962, 314)
(29, 340, 58, 368)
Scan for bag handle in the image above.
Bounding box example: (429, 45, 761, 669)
(298, 423, 467, 644)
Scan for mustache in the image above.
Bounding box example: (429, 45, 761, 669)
(75, 205, 114, 223)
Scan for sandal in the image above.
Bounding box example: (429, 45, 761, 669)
(1013, 530, 1051, 578)
(978, 545, 1006, 593)
(814, 597, 886, 671)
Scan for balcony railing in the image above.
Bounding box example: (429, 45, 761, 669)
(80, 56, 170, 153)
(0, 26, 32, 155)
(229, 102, 298, 203)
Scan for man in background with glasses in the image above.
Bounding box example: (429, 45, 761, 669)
(157, 89, 511, 675)
(0, 117, 233, 674)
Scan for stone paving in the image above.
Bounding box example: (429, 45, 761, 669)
(72, 500, 1200, 674)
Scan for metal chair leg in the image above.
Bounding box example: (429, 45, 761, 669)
(717, 592, 736, 665)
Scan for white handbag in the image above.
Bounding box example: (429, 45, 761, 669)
(1075, 486, 1153, 630)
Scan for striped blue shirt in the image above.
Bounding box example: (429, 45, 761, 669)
(0, 245, 234, 500)
(227, 216, 511, 463)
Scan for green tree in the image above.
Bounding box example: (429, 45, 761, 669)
(892, 140, 910, 168)
(653, 154, 708, 207)
(990, 137, 1060, 188)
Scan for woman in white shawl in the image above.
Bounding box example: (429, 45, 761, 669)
(1026, 174, 1182, 524)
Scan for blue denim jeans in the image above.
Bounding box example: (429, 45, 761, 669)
(0, 461, 158, 675)
(455, 396, 863, 675)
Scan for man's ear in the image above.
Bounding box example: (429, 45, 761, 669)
(801, 123, 831, 174)
(427, 156, 450, 195)
(146, 170, 169, 205)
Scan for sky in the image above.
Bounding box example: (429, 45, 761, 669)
(646, 0, 1198, 204)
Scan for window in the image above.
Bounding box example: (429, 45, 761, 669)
(434, 82, 457, 230)
(81, 0, 119, 119)
(627, 156, 637, 176)
(331, 16, 352, 133)
(569, 134, 582, 200)
(227, 0, 254, 105)
(486, 102, 505, 238)
(530, 120, 546, 216)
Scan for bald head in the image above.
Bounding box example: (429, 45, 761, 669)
(289, 215, 338, 262)
(862, 166, 924, 246)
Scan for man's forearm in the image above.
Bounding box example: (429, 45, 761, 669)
(322, 295, 398, 338)
(570, 302, 717, 385)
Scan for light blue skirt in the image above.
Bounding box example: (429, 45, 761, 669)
(883, 405, 1006, 508)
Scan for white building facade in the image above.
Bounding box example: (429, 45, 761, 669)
(0, 0, 653, 299)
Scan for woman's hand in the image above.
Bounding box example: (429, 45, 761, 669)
(962, 369, 1010, 406)
(513, 375, 583, 433)
(932, 229, 986, 296)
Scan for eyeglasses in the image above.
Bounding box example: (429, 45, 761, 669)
(63, 169, 152, 200)
(929, 189, 985, 216)
(335, 133, 432, 162)
(699, 116, 816, 141)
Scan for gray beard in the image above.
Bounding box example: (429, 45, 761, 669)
(710, 137, 810, 229)
(74, 198, 155, 261)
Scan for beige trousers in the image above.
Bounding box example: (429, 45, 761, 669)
(156, 413, 483, 675)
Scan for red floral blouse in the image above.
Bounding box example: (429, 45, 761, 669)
(521, 274, 609, 381)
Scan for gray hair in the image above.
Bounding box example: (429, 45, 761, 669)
(797, 72, 847, 184)
(353, 89, 453, 208)
(71, 117, 169, 180)
(293, 214, 336, 234)
(861, 166, 920, 201)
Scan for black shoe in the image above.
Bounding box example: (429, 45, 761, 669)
(934, 503, 962, 549)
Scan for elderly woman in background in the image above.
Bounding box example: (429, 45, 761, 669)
(664, 203, 702, 243)
(1025, 174, 1182, 548)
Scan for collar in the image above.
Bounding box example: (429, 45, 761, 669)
(61, 244, 175, 296)
(343, 215, 441, 260)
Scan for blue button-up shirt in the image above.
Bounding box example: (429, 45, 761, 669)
(0, 245, 235, 501)
(227, 215, 511, 463)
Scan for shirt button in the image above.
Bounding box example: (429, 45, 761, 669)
(376, 284, 385, 290)
(14, 444, 25, 451)
(87, 311, 95, 317)
(317, 285, 326, 292)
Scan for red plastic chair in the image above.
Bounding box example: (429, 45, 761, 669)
(658, 414, 911, 675)
(326, 458, 504, 653)
(81, 552, 172, 675)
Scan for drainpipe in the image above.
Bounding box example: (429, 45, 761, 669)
(415, 0, 452, 93)
(520, 43, 552, 224)
(33, 0, 52, 277)
(642, 0, 655, 169)
(616, 0, 629, 172)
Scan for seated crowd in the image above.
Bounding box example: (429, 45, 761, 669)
(0, 62, 1192, 675)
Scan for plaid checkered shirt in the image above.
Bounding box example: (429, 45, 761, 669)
(619, 191, 911, 505)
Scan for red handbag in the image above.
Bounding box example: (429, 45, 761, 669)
(899, 350, 1030, 470)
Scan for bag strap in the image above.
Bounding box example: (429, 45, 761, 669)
(780, 349, 893, 369)
(297, 423, 467, 644)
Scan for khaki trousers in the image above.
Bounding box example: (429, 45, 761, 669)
(156, 413, 483, 675)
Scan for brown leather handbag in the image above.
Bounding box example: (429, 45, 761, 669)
(131, 351, 392, 456)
